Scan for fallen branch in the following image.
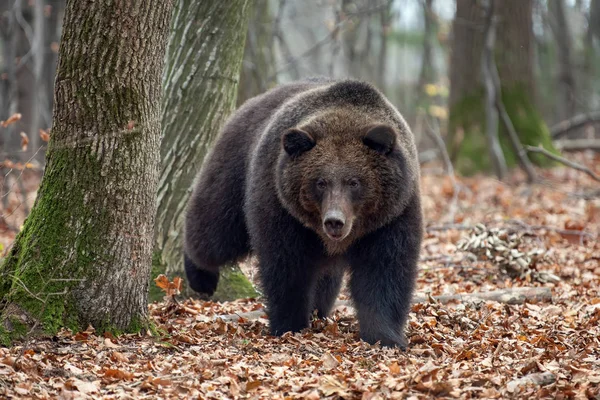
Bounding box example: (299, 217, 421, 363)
(427, 221, 595, 239)
(555, 139, 600, 151)
(215, 287, 552, 322)
(506, 372, 556, 393)
(525, 145, 600, 183)
(426, 223, 473, 232)
(550, 110, 600, 139)
(507, 218, 596, 239)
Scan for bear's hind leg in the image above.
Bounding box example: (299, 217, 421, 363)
(184, 254, 220, 296)
(184, 172, 250, 297)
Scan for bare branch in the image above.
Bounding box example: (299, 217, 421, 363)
(489, 52, 537, 182)
(555, 139, 600, 151)
(525, 145, 600, 183)
(418, 149, 439, 164)
(550, 110, 600, 139)
(506, 372, 556, 393)
(481, 0, 508, 180)
(425, 116, 460, 222)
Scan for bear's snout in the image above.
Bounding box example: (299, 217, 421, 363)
(323, 209, 350, 241)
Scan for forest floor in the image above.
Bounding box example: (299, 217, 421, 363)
(1, 152, 599, 399)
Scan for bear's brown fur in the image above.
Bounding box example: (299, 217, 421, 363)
(184, 78, 422, 347)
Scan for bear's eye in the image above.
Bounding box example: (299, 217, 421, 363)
(348, 178, 360, 189)
(316, 179, 327, 190)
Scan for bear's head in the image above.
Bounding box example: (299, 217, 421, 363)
(277, 109, 412, 255)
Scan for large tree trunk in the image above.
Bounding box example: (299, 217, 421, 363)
(448, 0, 556, 175)
(0, 0, 174, 343)
(153, 0, 257, 301)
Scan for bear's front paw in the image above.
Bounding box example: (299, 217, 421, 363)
(360, 329, 408, 350)
(268, 314, 310, 337)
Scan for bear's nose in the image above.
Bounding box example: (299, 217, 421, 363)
(323, 210, 346, 239)
(324, 218, 344, 231)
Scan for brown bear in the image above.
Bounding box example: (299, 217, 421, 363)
(184, 78, 422, 348)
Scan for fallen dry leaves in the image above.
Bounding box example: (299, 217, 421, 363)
(1, 153, 599, 399)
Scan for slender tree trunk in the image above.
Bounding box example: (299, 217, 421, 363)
(13, 0, 41, 161)
(376, 1, 392, 89)
(583, 0, 600, 110)
(548, 0, 576, 121)
(1, 2, 22, 161)
(416, 0, 437, 115)
(1, 0, 174, 343)
(417, 0, 436, 91)
(448, 0, 556, 175)
(153, 0, 256, 300)
(41, 0, 65, 139)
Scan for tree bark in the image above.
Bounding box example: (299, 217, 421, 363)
(1, 0, 174, 343)
(154, 0, 257, 300)
(448, 0, 556, 175)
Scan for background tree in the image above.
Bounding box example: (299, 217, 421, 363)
(0, 0, 174, 342)
(237, 0, 277, 106)
(548, 0, 577, 121)
(153, 0, 256, 300)
(447, 0, 556, 175)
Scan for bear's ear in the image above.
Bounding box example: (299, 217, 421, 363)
(282, 128, 315, 158)
(363, 125, 396, 155)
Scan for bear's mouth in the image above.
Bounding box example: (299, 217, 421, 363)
(326, 231, 345, 241)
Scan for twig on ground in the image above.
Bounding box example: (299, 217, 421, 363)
(525, 145, 600, 183)
(426, 223, 473, 232)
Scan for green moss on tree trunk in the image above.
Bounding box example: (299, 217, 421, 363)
(448, 85, 556, 175)
(0, 0, 174, 345)
(0, 146, 105, 341)
(212, 265, 258, 302)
